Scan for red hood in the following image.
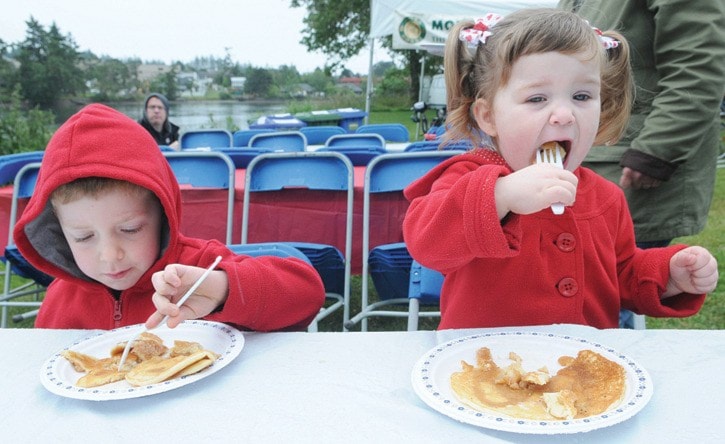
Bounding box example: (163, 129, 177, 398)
(14, 103, 181, 284)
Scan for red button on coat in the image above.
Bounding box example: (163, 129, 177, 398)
(557, 278, 578, 297)
(555, 233, 576, 252)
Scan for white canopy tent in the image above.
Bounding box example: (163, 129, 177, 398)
(365, 0, 557, 117)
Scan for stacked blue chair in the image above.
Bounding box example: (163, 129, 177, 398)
(241, 151, 354, 330)
(232, 129, 274, 147)
(248, 131, 307, 152)
(355, 123, 410, 143)
(344, 151, 463, 331)
(1, 162, 53, 326)
(300, 125, 346, 145)
(368, 243, 412, 300)
(180, 129, 233, 149)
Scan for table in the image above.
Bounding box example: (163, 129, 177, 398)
(1, 324, 723, 443)
(0, 165, 409, 274)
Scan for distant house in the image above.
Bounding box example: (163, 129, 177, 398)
(289, 83, 315, 99)
(136, 64, 173, 83)
(230, 76, 247, 99)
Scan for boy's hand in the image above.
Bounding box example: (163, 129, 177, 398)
(495, 164, 578, 218)
(145, 264, 228, 329)
(664, 247, 719, 298)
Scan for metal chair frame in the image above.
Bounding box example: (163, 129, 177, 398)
(241, 151, 354, 330)
(1, 162, 48, 327)
(163, 151, 236, 244)
(344, 151, 462, 331)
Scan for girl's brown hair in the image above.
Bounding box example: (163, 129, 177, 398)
(443, 8, 633, 148)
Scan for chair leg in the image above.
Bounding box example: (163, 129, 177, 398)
(407, 299, 420, 331)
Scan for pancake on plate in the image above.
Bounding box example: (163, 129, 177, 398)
(61, 332, 220, 388)
(450, 347, 626, 420)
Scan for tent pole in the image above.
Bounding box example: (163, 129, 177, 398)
(364, 37, 375, 125)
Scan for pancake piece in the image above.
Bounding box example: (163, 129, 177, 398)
(125, 351, 210, 386)
(61, 333, 219, 388)
(450, 347, 626, 420)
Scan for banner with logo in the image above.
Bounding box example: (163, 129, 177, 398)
(371, 0, 557, 50)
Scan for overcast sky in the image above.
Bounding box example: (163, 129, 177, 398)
(0, 0, 385, 74)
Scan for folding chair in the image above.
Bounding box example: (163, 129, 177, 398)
(241, 151, 354, 330)
(344, 151, 462, 331)
(355, 123, 410, 143)
(403, 141, 440, 152)
(248, 131, 307, 152)
(163, 151, 235, 244)
(232, 129, 274, 147)
(1, 162, 53, 327)
(180, 129, 233, 149)
(299, 125, 346, 145)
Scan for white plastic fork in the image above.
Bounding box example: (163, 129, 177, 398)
(117, 255, 222, 370)
(536, 143, 565, 215)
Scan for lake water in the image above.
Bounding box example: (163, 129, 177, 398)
(111, 100, 287, 132)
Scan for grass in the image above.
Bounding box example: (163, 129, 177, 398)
(2, 111, 723, 330)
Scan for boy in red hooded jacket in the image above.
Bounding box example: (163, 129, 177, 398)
(14, 104, 325, 331)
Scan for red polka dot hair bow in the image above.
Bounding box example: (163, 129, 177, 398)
(459, 13, 503, 48)
(592, 26, 620, 49)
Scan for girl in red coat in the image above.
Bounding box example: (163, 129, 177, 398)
(403, 9, 718, 329)
(14, 104, 325, 331)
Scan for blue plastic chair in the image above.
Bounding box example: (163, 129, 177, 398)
(316, 145, 386, 166)
(355, 123, 410, 143)
(299, 126, 346, 145)
(227, 242, 311, 264)
(344, 151, 461, 331)
(232, 129, 274, 147)
(325, 133, 385, 149)
(0, 151, 45, 185)
(163, 151, 236, 244)
(212, 147, 271, 169)
(403, 141, 440, 152)
(241, 151, 354, 330)
(248, 131, 307, 152)
(1, 162, 53, 326)
(180, 129, 233, 149)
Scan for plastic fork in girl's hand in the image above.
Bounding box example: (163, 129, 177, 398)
(536, 142, 565, 215)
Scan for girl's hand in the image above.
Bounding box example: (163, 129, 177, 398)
(495, 164, 578, 218)
(664, 247, 719, 298)
(145, 264, 229, 329)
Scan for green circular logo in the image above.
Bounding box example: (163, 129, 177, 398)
(398, 17, 426, 44)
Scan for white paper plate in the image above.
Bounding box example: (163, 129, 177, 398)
(411, 331, 653, 434)
(41, 320, 244, 401)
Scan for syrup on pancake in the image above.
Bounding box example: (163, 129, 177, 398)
(450, 347, 626, 420)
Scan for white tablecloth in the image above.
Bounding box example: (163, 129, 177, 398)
(1, 324, 723, 443)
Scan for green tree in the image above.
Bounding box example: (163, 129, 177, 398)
(290, 0, 428, 104)
(86, 56, 134, 101)
(0, 85, 55, 155)
(245, 67, 273, 98)
(149, 70, 179, 101)
(15, 17, 85, 109)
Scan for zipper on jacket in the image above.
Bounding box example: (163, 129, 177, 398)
(113, 298, 123, 328)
